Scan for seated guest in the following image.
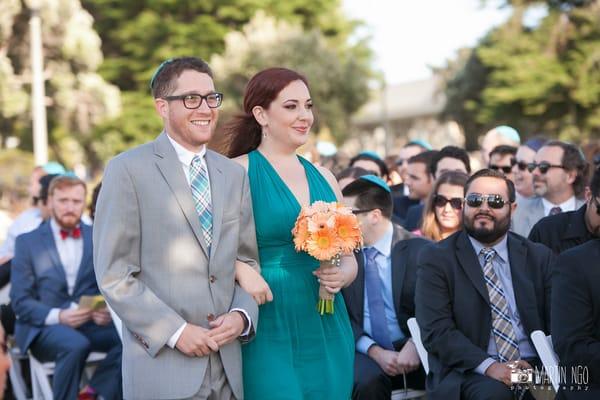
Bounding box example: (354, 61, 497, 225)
(529, 165, 600, 254)
(394, 140, 431, 197)
(488, 145, 517, 182)
(10, 175, 122, 400)
(480, 125, 521, 166)
(512, 137, 548, 201)
(419, 171, 469, 241)
(337, 166, 374, 190)
(512, 140, 587, 237)
(416, 169, 553, 400)
(350, 151, 389, 180)
(403, 150, 438, 231)
(552, 240, 600, 399)
(341, 175, 426, 400)
(430, 145, 471, 179)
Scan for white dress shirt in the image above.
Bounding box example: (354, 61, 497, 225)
(542, 196, 576, 216)
(44, 218, 84, 325)
(0, 208, 42, 260)
(165, 134, 252, 348)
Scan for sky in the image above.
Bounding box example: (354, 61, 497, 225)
(342, 0, 513, 84)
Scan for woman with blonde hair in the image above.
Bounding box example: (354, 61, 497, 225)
(420, 171, 469, 241)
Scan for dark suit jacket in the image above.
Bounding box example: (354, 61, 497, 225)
(552, 240, 600, 399)
(392, 191, 419, 225)
(342, 224, 424, 350)
(529, 204, 593, 254)
(10, 221, 100, 352)
(403, 203, 424, 232)
(415, 230, 553, 400)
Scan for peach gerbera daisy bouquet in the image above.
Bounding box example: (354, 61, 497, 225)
(292, 201, 362, 315)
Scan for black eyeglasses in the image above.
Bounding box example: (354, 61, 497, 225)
(433, 194, 463, 210)
(489, 165, 513, 174)
(163, 93, 223, 109)
(351, 208, 375, 215)
(465, 193, 510, 209)
(527, 162, 565, 174)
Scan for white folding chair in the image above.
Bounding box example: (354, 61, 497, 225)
(391, 388, 427, 399)
(29, 351, 107, 400)
(530, 330, 560, 392)
(407, 317, 429, 374)
(7, 344, 29, 400)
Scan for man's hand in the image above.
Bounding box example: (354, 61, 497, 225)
(368, 345, 402, 376)
(207, 312, 246, 347)
(59, 308, 92, 328)
(91, 308, 112, 326)
(485, 360, 532, 386)
(175, 324, 219, 357)
(396, 340, 421, 374)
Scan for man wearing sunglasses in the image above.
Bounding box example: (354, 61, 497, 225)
(529, 166, 600, 254)
(341, 175, 428, 399)
(512, 141, 587, 237)
(488, 145, 517, 182)
(416, 169, 553, 400)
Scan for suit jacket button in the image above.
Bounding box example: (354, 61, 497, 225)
(207, 313, 215, 321)
(209, 275, 217, 283)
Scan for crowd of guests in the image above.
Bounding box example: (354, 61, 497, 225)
(0, 55, 599, 400)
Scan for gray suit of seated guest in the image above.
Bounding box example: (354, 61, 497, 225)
(11, 175, 122, 400)
(416, 170, 553, 400)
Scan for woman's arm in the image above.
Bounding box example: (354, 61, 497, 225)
(235, 260, 273, 305)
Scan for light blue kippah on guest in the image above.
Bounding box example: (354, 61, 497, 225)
(358, 174, 391, 193)
(493, 125, 521, 144)
(42, 162, 66, 175)
(358, 151, 383, 161)
(407, 139, 433, 150)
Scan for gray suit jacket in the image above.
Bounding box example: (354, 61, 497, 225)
(511, 196, 585, 238)
(93, 133, 259, 399)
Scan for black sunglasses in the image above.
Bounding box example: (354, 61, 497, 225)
(515, 160, 529, 171)
(352, 208, 375, 215)
(465, 193, 510, 209)
(489, 165, 513, 174)
(433, 194, 463, 210)
(527, 162, 565, 174)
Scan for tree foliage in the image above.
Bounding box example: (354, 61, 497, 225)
(443, 0, 600, 147)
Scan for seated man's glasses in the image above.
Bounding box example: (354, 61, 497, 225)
(515, 160, 529, 171)
(433, 194, 463, 210)
(489, 165, 513, 174)
(465, 193, 510, 209)
(526, 162, 565, 174)
(164, 93, 223, 109)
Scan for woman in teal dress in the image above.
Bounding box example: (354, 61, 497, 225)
(225, 68, 356, 399)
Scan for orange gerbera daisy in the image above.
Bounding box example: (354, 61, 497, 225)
(335, 213, 362, 253)
(292, 217, 310, 251)
(306, 227, 339, 260)
(308, 212, 335, 233)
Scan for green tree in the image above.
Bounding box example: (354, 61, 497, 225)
(442, 0, 600, 147)
(0, 0, 120, 173)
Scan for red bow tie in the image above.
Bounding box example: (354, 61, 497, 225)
(60, 227, 81, 240)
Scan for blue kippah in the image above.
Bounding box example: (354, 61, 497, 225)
(493, 125, 521, 144)
(358, 174, 391, 193)
(407, 139, 433, 150)
(42, 161, 66, 175)
(358, 151, 382, 161)
(523, 137, 548, 152)
(150, 58, 174, 90)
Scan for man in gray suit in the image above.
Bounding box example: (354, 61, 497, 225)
(93, 57, 259, 399)
(512, 140, 587, 237)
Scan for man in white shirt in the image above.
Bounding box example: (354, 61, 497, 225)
(512, 141, 587, 237)
(10, 175, 122, 400)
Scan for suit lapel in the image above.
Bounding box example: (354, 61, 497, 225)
(390, 227, 407, 314)
(40, 222, 67, 283)
(205, 151, 224, 259)
(456, 231, 490, 304)
(528, 198, 545, 229)
(73, 224, 92, 291)
(507, 234, 536, 333)
(154, 133, 209, 257)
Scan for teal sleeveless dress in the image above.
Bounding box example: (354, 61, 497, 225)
(242, 150, 354, 399)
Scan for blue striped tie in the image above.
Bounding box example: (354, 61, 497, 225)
(480, 248, 520, 362)
(190, 155, 212, 247)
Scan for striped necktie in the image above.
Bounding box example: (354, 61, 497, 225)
(190, 155, 212, 247)
(480, 248, 520, 362)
